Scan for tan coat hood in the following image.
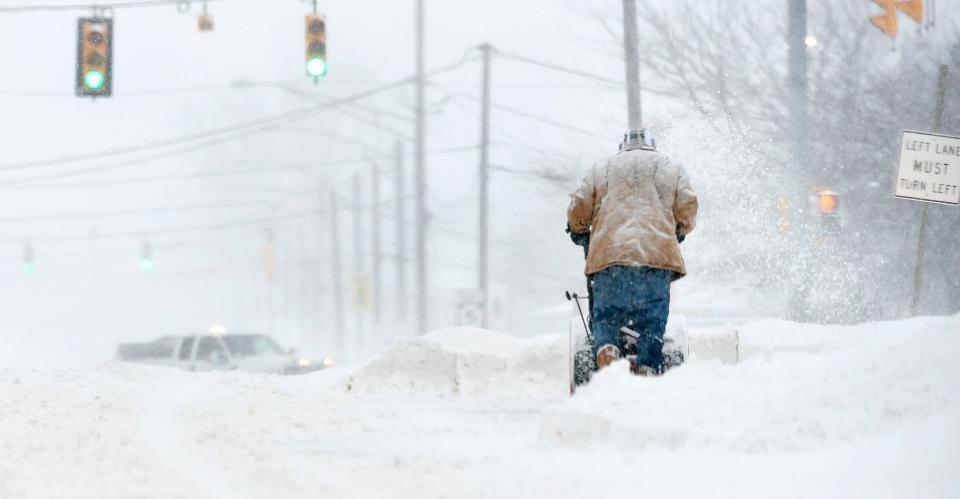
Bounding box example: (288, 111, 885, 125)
(567, 146, 698, 279)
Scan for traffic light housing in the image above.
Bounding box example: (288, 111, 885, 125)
(817, 190, 840, 235)
(305, 14, 327, 78)
(22, 243, 35, 274)
(76, 18, 113, 97)
(140, 241, 154, 272)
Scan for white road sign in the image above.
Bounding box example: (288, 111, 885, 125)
(894, 130, 960, 205)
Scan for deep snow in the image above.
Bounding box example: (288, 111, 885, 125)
(1, 316, 958, 498)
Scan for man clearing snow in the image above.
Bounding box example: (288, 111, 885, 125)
(567, 129, 698, 375)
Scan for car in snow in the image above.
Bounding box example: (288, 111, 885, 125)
(116, 333, 334, 375)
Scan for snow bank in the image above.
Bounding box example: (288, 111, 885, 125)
(540, 314, 960, 453)
(346, 327, 567, 397)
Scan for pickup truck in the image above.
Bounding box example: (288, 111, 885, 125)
(116, 333, 333, 375)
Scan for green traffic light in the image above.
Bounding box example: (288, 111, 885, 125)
(84, 70, 105, 90)
(306, 57, 327, 77)
(23, 262, 36, 274)
(140, 258, 154, 272)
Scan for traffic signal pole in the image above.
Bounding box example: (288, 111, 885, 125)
(414, 0, 428, 335)
(911, 65, 949, 316)
(478, 44, 492, 329)
(395, 141, 408, 323)
(353, 173, 365, 356)
(622, 0, 642, 129)
(787, 0, 809, 177)
(329, 192, 344, 358)
(372, 162, 382, 325)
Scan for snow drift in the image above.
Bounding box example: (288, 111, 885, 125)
(540, 315, 960, 453)
(345, 327, 568, 397)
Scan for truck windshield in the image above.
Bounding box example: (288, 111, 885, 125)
(221, 335, 285, 357)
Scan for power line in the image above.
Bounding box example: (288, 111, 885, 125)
(443, 91, 609, 141)
(0, 83, 409, 174)
(0, 145, 478, 190)
(0, 198, 278, 224)
(0, 53, 477, 175)
(491, 47, 625, 87)
(1, 209, 320, 244)
(0, 0, 226, 13)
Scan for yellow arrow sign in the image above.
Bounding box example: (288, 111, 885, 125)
(871, 0, 923, 38)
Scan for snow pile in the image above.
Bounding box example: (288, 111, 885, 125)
(540, 314, 960, 453)
(346, 327, 567, 397)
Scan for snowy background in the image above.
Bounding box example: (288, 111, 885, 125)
(0, 0, 958, 497)
(2, 316, 959, 498)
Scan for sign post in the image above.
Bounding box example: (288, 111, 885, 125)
(455, 289, 484, 328)
(894, 65, 954, 315)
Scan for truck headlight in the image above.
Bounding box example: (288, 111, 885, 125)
(297, 357, 312, 368)
(322, 357, 335, 368)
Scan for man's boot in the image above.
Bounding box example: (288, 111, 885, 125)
(595, 344, 621, 370)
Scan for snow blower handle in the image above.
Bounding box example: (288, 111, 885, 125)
(566, 291, 591, 339)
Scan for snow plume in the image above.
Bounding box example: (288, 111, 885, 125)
(660, 119, 885, 323)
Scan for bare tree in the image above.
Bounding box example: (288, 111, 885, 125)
(594, 0, 960, 318)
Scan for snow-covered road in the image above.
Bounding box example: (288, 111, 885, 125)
(1, 317, 958, 499)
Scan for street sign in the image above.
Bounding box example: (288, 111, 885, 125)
(894, 130, 960, 205)
(352, 273, 371, 311)
(456, 289, 483, 327)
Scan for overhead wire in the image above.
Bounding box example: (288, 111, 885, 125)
(439, 90, 609, 141)
(0, 145, 479, 190)
(0, 198, 280, 224)
(0, 0, 227, 13)
(491, 47, 625, 87)
(0, 50, 478, 175)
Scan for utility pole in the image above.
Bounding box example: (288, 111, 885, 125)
(372, 163, 382, 325)
(314, 181, 326, 345)
(622, 0, 642, 129)
(478, 43, 492, 329)
(329, 192, 343, 358)
(787, 0, 809, 178)
(414, 0, 428, 335)
(911, 65, 949, 316)
(352, 173, 365, 355)
(395, 140, 408, 324)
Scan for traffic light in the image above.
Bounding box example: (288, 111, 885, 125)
(777, 196, 791, 235)
(22, 243, 35, 274)
(818, 191, 838, 215)
(76, 18, 113, 97)
(198, 15, 214, 32)
(305, 14, 327, 78)
(140, 241, 154, 272)
(817, 190, 840, 235)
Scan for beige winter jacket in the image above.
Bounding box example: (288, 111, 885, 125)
(567, 144, 698, 279)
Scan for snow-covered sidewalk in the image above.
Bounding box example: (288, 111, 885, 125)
(1, 316, 958, 499)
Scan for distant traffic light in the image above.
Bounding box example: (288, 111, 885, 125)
(777, 196, 791, 235)
(140, 241, 154, 272)
(22, 243, 35, 274)
(305, 14, 327, 78)
(818, 191, 838, 215)
(76, 18, 113, 97)
(817, 190, 840, 235)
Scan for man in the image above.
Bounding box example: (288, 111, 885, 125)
(567, 129, 698, 375)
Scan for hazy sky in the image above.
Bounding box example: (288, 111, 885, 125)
(0, 0, 648, 366)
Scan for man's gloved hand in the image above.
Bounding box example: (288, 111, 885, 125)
(566, 225, 590, 257)
(677, 234, 686, 244)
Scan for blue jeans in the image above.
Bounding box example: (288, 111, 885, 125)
(590, 266, 673, 369)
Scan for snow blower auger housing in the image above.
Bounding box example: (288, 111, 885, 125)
(566, 291, 688, 394)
